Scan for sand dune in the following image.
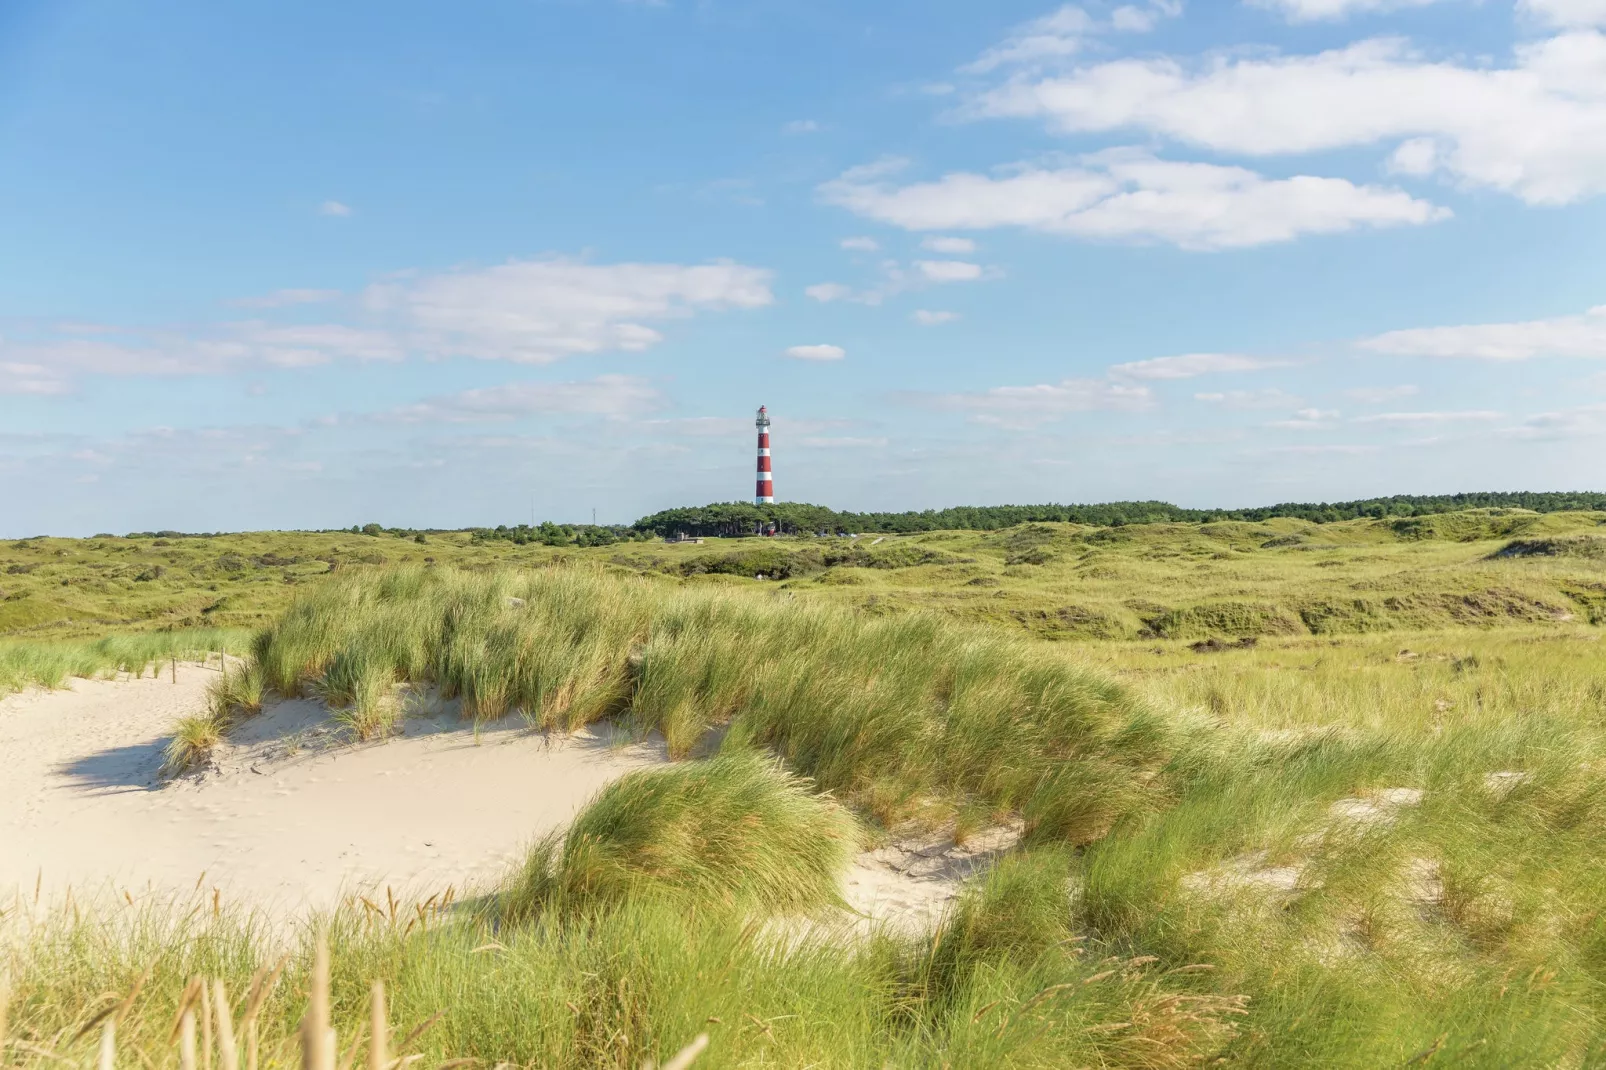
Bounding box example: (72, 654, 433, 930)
(0, 664, 1000, 929)
(0, 664, 664, 914)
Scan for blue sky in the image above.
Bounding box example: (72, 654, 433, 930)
(5, 0, 1606, 535)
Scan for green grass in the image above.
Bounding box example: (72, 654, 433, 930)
(500, 750, 859, 921)
(6, 507, 1606, 645)
(157, 657, 267, 775)
(7, 509, 1606, 1065)
(161, 712, 226, 775)
(0, 627, 250, 696)
(250, 565, 1167, 834)
(0, 888, 1250, 1070)
(1061, 627, 1606, 1066)
(1, 773, 1243, 1070)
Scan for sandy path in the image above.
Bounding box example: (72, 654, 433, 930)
(0, 665, 664, 914)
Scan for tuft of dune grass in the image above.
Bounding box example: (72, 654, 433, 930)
(161, 658, 268, 775)
(162, 713, 226, 775)
(313, 651, 399, 741)
(208, 659, 264, 718)
(501, 750, 859, 921)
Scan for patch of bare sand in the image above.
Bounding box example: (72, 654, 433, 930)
(0, 664, 665, 915)
(1182, 787, 1427, 901)
(827, 820, 1024, 937)
(2, 666, 1009, 934)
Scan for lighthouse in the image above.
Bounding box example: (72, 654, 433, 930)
(754, 406, 774, 505)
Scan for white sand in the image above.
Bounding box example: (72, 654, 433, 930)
(1, 666, 1001, 929)
(838, 820, 1023, 936)
(0, 664, 665, 914)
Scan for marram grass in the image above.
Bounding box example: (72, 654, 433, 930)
(12, 533, 1606, 1064)
(251, 565, 1168, 836)
(1, 843, 1243, 1070)
(0, 627, 250, 697)
(161, 659, 268, 775)
(500, 749, 859, 921)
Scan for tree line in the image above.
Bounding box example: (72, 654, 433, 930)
(630, 492, 1606, 538)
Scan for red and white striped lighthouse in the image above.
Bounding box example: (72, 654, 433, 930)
(754, 405, 774, 504)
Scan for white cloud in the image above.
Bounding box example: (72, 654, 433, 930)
(235, 323, 406, 367)
(1268, 407, 1342, 429)
(1521, 0, 1606, 28)
(0, 361, 72, 396)
(912, 310, 960, 325)
(1265, 444, 1381, 455)
(840, 236, 881, 252)
(645, 415, 854, 438)
(1110, 352, 1287, 379)
(367, 258, 774, 364)
(963, 3, 1180, 74)
(1252, 0, 1452, 22)
(1354, 409, 1504, 424)
(1195, 388, 1304, 408)
(798, 436, 889, 448)
(1360, 304, 1606, 360)
(644, 416, 753, 438)
(1344, 384, 1420, 403)
(784, 119, 822, 134)
(821, 150, 1446, 250)
(385, 375, 663, 423)
(2, 335, 240, 378)
(963, 5, 1096, 74)
(1498, 401, 1606, 439)
(785, 344, 847, 361)
(230, 288, 341, 309)
(916, 377, 1154, 427)
(319, 201, 352, 217)
(969, 32, 1606, 206)
(915, 259, 985, 282)
(805, 282, 855, 303)
(921, 236, 977, 254)
(1111, 4, 1175, 31)
(0, 321, 399, 385)
(3, 258, 773, 392)
(806, 259, 931, 305)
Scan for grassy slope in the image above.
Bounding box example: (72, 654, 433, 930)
(5, 508, 1602, 643)
(5, 509, 1606, 1065)
(250, 567, 1166, 833)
